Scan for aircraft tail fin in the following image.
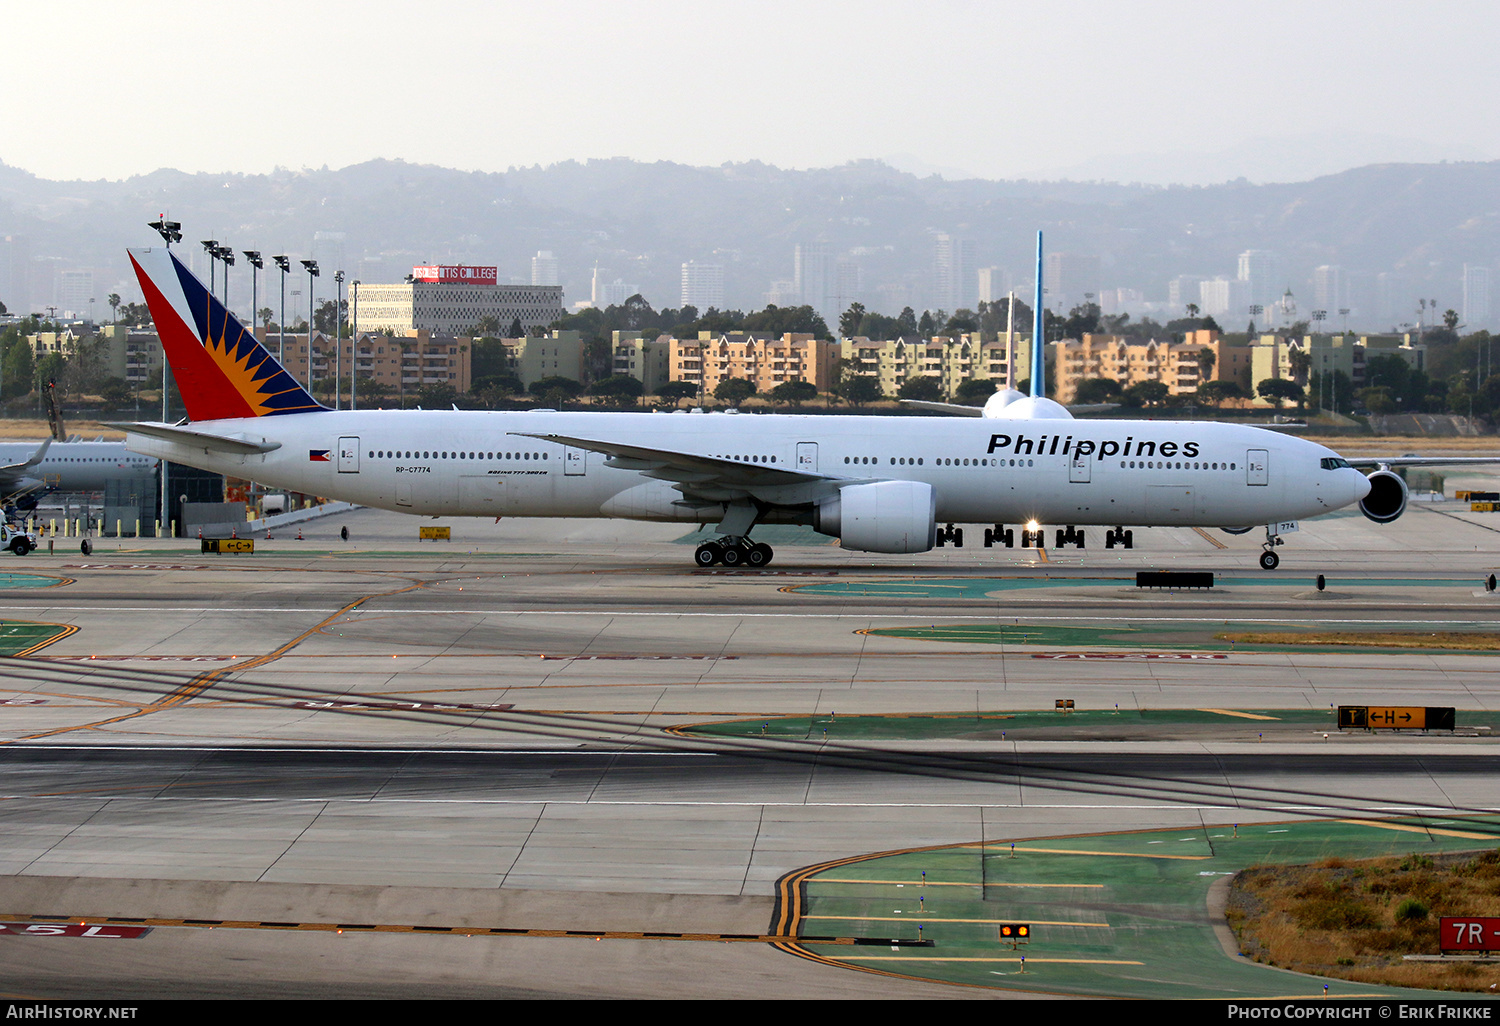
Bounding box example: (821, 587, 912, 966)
(127, 247, 324, 422)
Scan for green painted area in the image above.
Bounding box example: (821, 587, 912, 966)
(0, 620, 72, 655)
(685, 708, 1347, 740)
(795, 816, 1500, 998)
(0, 573, 64, 589)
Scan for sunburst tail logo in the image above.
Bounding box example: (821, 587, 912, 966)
(129, 248, 325, 422)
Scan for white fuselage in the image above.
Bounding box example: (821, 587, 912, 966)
(124, 409, 1370, 531)
(0, 442, 159, 496)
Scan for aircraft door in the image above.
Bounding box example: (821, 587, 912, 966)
(1246, 449, 1269, 486)
(1069, 452, 1091, 483)
(338, 436, 360, 473)
(796, 442, 818, 472)
(563, 446, 587, 476)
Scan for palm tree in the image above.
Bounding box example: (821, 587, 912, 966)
(108, 294, 121, 323)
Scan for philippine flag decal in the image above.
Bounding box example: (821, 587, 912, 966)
(309, 449, 331, 462)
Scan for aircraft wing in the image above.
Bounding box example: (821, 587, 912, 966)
(898, 400, 986, 417)
(0, 438, 51, 490)
(898, 399, 1120, 417)
(509, 430, 842, 504)
(118, 422, 283, 456)
(1343, 456, 1500, 469)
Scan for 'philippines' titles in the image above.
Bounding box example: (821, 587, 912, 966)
(986, 432, 1202, 460)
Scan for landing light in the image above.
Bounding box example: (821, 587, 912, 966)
(1025, 520, 1039, 531)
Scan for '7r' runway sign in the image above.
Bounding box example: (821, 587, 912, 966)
(1441, 916, 1500, 952)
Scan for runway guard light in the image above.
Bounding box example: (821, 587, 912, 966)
(998, 923, 1031, 946)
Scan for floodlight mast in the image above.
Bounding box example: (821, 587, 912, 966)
(301, 260, 320, 392)
(272, 255, 291, 364)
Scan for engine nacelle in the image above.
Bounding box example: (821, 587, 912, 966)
(815, 480, 936, 553)
(1359, 469, 1409, 524)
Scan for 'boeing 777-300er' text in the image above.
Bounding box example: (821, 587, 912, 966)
(124, 236, 1466, 570)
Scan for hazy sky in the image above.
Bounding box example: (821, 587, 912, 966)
(6, 0, 1498, 185)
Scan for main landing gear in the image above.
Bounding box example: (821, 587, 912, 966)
(694, 500, 774, 567)
(695, 538, 774, 567)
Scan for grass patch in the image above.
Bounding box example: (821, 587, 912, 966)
(1217, 631, 1500, 651)
(1229, 849, 1500, 992)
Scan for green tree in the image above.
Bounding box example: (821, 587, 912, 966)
(1195, 380, 1245, 407)
(838, 302, 866, 339)
(108, 294, 121, 323)
(588, 374, 645, 404)
(954, 379, 996, 405)
(836, 375, 884, 408)
(528, 376, 583, 400)
(896, 376, 944, 402)
(713, 378, 757, 405)
(1121, 380, 1170, 407)
(1073, 377, 1122, 404)
(767, 380, 818, 407)
(1257, 377, 1305, 409)
(656, 380, 702, 405)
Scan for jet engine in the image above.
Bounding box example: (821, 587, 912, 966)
(815, 480, 936, 553)
(1359, 469, 1408, 524)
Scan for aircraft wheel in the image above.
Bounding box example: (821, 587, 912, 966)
(720, 544, 745, 567)
(747, 543, 773, 567)
(694, 543, 722, 567)
(1258, 549, 1280, 571)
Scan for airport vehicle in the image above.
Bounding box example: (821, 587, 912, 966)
(1, 519, 39, 556)
(125, 242, 1414, 570)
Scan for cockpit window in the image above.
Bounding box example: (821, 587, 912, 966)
(1320, 457, 1353, 470)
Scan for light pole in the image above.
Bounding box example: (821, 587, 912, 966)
(148, 218, 182, 248)
(300, 260, 320, 393)
(243, 251, 262, 338)
(272, 256, 290, 364)
(200, 240, 219, 299)
(216, 246, 234, 313)
(351, 280, 360, 410)
(333, 270, 345, 410)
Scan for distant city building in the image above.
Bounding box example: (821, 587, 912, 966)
(839, 333, 1034, 397)
(0, 235, 31, 315)
(1237, 249, 1282, 310)
(932, 233, 974, 312)
(680, 261, 725, 310)
(977, 267, 1010, 305)
(671, 332, 838, 395)
(356, 265, 563, 335)
(1311, 265, 1347, 315)
(609, 331, 673, 394)
(591, 267, 638, 308)
(1463, 264, 1491, 327)
(1043, 252, 1099, 312)
(1249, 332, 1425, 406)
(794, 243, 830, 321)
(1168, 275, 1206, 312)
(1197, 277, 1247, 319)
(763, 280, 800, 308)
(531, 251, 559, 287)
(500, 329, 585, 387)
(56, 269, 94, 320)
(1376, 272, 1413, 327)
(1052, 330, 1251, 404)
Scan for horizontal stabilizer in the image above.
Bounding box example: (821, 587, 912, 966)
(117, 422, 283, 455)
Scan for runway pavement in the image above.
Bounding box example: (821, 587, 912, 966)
(0, 502, 1498, 998)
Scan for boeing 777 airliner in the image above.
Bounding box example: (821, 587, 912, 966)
(124, 237, 1440, 569)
